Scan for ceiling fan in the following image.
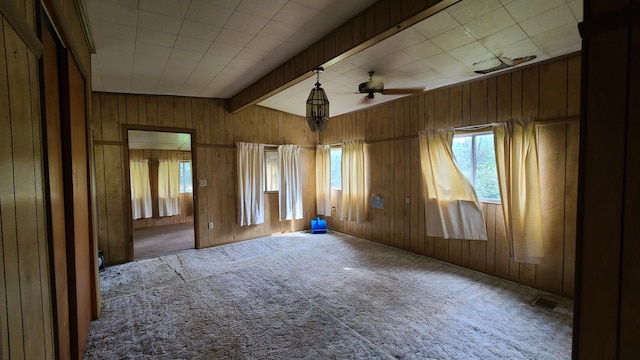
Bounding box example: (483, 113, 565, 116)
(358, 71, 424, 99)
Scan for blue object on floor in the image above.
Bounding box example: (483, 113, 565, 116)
(311, 217, 327, 234)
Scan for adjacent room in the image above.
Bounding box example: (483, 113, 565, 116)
(1, 0, 638, 359)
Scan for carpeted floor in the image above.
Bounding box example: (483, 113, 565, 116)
(85, 231, 573, 359)
(133, 223, 194, 259)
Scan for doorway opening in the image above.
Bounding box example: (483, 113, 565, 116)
(127, 130, 195, 259)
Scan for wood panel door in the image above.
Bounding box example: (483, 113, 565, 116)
(60, 50, 94, 359)
(41, 22, 71, 360)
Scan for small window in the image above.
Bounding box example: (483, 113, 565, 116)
(330, 148, 342, 190)
(179, 161, 192, 193)
(452, 133, 500, 202)
(264, 151, 279, 192)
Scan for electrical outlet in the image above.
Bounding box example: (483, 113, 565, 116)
(208, 222, 214, 229)
(199, 179, 207, 187)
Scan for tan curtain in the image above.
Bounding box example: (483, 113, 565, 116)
(419, 128, 487, 240)
(340, 140, 366, 223)
(493, 119, 544, 263)
(315, 144, 331, 216)
(158, 160, 181, 217)
(130, 160, 152, 219)
(236, 142, 265, 226)
(278, 145, 303, 221)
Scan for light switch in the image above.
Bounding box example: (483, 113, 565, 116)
(199, 179, 207, 187)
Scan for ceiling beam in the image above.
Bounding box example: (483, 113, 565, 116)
(229, 0, 460, 113)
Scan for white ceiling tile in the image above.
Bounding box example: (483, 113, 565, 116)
(413, 10, 460, 39)
(206, 0, 242, 9)
(259, 21, 300, 40)
(495, 38, 541, 59)
(86, 0, 137, 26)
(200, 53, 234, 68)
(136, 28, 177, 47)
(133, 55, 167, 71)
(431, 26, 475, 52)
(448, 42, 493, 66)
(174, 36, 213, 53)
(225, 11, 270, 35)
(326, 60, 358, 75)
(436, 62, 475, 78)
(403, 40, 443, 61)
(533, 22, 581, 57)
(479, 25, 528, 52)
(291, 0, 333, 11)
(348, 43, 397, 67)
(447, 0, 502, 24)
(247, 36, 283, 53)
(168, 49, 205, 63)
(179, 21, 222, 41)
(90, 19, 137, 42)
(134, 43, 172, 58)
(568, 0, 583, 22)
(139, 0, 191, 17)
(505, 0, 566, 22)
(398, 60, 433, 76)
(96, 50, 134, 65)
(236, 48, 268, 62)
(391, 28, 427, 50)
(138, 11, 183, 34)
(238, 0, 288, 18)
(185, 1, 234, 25)
(274, 2, 319, 26)
(520, 5, 574, 37)
(94, 36, 135, 53)
(206, 42, 243, 57)
(100, 0, 138, 9)
(464, 7, 515, 39)
(216, 29, 255, 47)
(422, 52, 458, 69)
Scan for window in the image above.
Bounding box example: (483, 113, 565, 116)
(452, 133, 500, 202)
(264, 151, 279, 192)
(179, 161, 192, 193)
(330, 148, 342, 190)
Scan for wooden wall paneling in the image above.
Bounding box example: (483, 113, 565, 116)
(223, 104, 234, 145)
(103, 145, 126, 262)
(567, 55, 581, 117)
(511, 70, 522, 119)
(407, 97, 419, 136)
(207, 147, 216, 244)
(117, 95, 127, 131)
(380, 141, 391, 245)
(462, 83, 471, 126)
(424, 92, 434, 130)
(448, 86, 462, 128)
(563, 122, 579, 297)
(157, 96, 173, 128)
(410, 138, 423, 254)
(368, 143, 381, 243)
(173, 97, 186, 129)
(393, 100, 404, 137)
(126, 95, 139, 126)
(212, 148, 223, 244)
(536, 126, 568, 294)
(468, 203, 488, 272)
(619, 24, 640, 357)
(204, 99, 213, 144)
(521, 66, 539, 119)
(470, 80, 487, 125)
(137, 95, 147, 126)
(496, 73, 512, 122)
(403, 139, 412, 248)
(100, 94, 119, 142)
(433, 88, 449, 129)
(224, 147, 236, 243)
(91, 93, 102, 140)
(145, 96, 157, 126)
(196, 146, 209, 247)
(193, 99, 205, 145)
(486, 77, 497, 124)
(539, 59, 568, 120)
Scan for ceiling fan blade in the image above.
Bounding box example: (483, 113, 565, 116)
(380, 88, 424, 95)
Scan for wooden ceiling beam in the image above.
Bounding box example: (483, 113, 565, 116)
(229, 0, 459, 113)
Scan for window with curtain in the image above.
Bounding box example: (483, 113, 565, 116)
(158, 160, 181, 217)
(493, 118, 544, 263)
(452, 133, 500, 202)
(264, 150, 279, 192)
(130, 160, 152, 219)
(179, 160, 192, 193)
(419, 128, 487, 240)
(315, 144, 331, 216)
(236, 142, 265, 226)
(330, 148, 342, 190)
(340, 140, 366, 223)
(278, 145, 303, 221)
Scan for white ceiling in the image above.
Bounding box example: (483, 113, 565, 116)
(128, 130, 192, 150)
(87, 0, 583, 118)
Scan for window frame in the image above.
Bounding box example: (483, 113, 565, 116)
(330, 147, 342, 191)
(452, 131, 501, 204)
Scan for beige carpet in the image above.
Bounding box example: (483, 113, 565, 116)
(133, 223, 194, 259)
(86, 231, 573, 359)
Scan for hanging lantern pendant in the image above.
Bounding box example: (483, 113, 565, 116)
(306, 67, 329, 132)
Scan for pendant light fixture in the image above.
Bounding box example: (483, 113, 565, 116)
(305, 67, 329, 132)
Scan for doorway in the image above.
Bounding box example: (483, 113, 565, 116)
(126, 129, 196, 259)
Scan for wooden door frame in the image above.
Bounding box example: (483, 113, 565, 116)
(121, 125, 200, 261)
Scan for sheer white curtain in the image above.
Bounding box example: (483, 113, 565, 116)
(158, 160, 180, 217)
(340, 140, 366, 223)
(315, 144, 331, 216)
(419, 128, 487, 240)
(493, 118, 544, 263)
(130, 160, 152, 219)
(236, 142, 265, 226)
(278, 145, 303, 221)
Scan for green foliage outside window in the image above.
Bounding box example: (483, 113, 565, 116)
(452, 133, 500, 202)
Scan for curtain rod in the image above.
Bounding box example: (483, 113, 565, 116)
(321, 116, 579, 147)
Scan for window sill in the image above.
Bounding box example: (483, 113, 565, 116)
(480, 200, 501, 205)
